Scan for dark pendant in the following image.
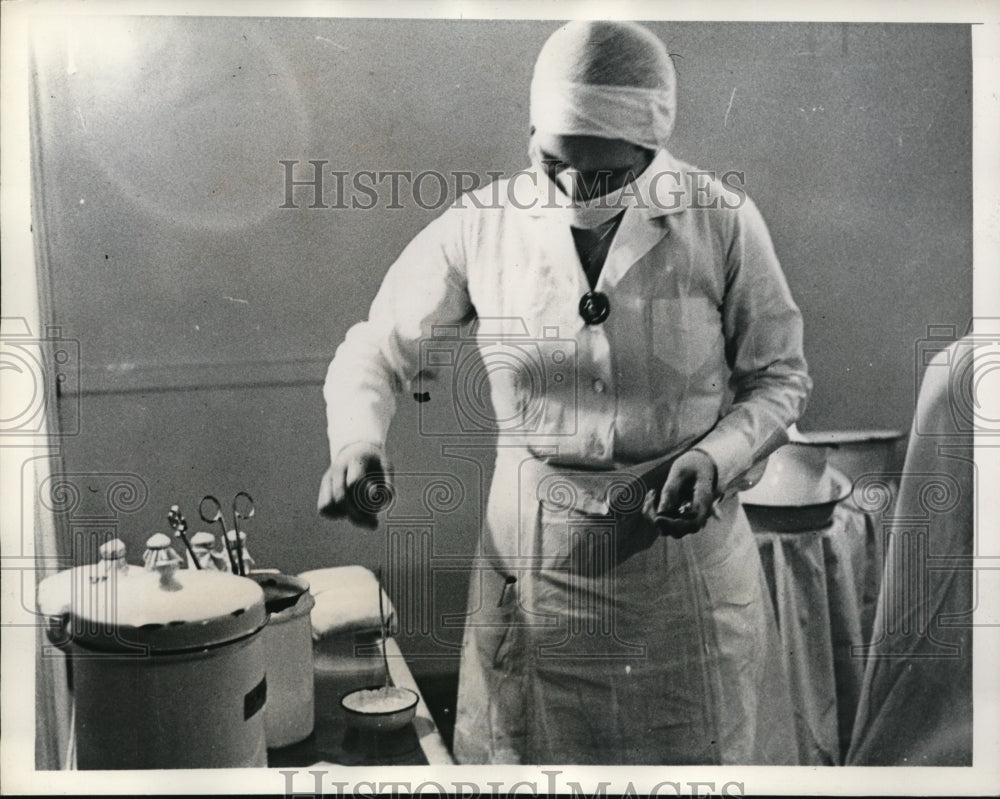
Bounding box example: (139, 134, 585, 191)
(579, 291, 611, 325)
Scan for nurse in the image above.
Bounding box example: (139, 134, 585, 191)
(318, 20, 811, 764)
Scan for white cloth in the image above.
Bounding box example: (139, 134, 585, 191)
(530, 80, 675, 152)
(299, 565, 397, 639)
(847, 338, 974, 765)
(529, 21, 677, 150)
(322, 150, 810, 763)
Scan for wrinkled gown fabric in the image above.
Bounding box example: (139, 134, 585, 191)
(323, 150, 812, 763)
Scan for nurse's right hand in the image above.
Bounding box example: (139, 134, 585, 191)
(317, 442, 393, 529)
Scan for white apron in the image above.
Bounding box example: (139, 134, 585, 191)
(452, 449, 797, 765)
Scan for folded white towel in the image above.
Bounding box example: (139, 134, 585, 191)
(297, 565, 397, 640)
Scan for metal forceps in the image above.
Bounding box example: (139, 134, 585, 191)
(199, 492, 255, 576)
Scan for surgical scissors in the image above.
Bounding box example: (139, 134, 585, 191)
(199, 492, 255, 575)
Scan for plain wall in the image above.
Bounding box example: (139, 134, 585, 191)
(31, 18, 972, 671)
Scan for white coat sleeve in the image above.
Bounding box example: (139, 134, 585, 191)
(323, 208, 473, 462)
(694, 198, 812, 492)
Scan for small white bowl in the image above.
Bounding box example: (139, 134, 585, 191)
(340, 685, 419, 731)
(740, 443, 853, 531)
(741, 443, 832, 506)
(742, 469, 852, 532)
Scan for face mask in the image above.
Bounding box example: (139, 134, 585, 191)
(529, 140, 654, 229)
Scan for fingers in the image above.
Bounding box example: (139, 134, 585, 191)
(657, 467, 702, 520)
(642, 487, 686, 538)
(656, 472, 686, 518)
(650, 452, 717, 538)
(642, 489, 657, 522)
(343, 454, 384, 529)
(654, 512, 703, 539)
(690, 466, 715, 520)
(318, 445, 393, 529)
(317, 464, 347, 519)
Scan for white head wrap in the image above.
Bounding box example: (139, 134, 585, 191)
(529, 21, 677, 150)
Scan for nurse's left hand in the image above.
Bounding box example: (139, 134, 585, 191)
(643, 449, 718, 538)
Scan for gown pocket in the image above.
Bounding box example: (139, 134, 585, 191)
(648, 296, 723, 373)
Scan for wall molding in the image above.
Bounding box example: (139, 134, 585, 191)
(70, 357, 331, 396)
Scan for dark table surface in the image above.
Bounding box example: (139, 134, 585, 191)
(267, 637, 452, 767)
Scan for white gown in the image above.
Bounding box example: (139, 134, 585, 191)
(323, 150, 812, 764)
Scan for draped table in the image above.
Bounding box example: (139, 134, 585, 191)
(752, 499, 885, 765)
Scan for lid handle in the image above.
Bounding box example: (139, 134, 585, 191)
(156, 561, 183, 592)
